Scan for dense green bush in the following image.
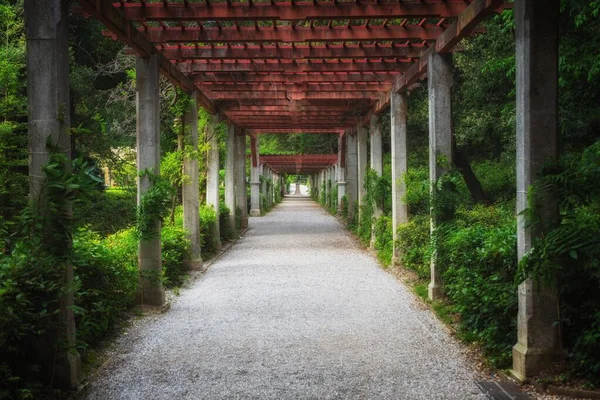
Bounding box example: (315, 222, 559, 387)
(73, 188, 136, 236)
(199, 204, 219, 258)
(160, 225, 191, 288)
(441, 205, 518, 367)
(373, 216, 393, 265)
(219, 202, 235, 242)
(395, 215, 431, 279)
(518, 141, 600, 384)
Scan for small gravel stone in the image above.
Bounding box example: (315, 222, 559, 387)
(82, 196, 489, 400)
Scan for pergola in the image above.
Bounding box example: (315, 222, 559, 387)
(76, 0, 510, 136)
(25, 0, 561, 388)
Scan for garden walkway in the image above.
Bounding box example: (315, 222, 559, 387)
(82, 195, 487, 400)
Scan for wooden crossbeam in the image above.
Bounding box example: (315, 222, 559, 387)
(207, 91, 382, 100)
(196, 72, 399, 83)
(77, 0, 214, 112)
(157, 44, 424, 60)
(250, 129, 342, 134)
(179, 60, 412, 73)
(137, 25, 445, 43)
(200, 82, 391, 92)
(114, 2, 469, 21)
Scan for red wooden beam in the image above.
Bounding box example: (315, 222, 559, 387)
(200, 82, 391, 92)
(207, 91, 383, 100)
(196, 72, 399, 83)
(137, 25, 445, 44)
(224, 105, 368, 112)
(76, 0, 215, 112)
(115, 2, 470, 21)
(157, 44, 424, 60)
(180, 60, 412, 73)
(250, 129, 342, 134)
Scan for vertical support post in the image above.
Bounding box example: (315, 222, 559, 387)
(25, 0, 82, 386)
(357, 124, 368, 221)
(512, 0, 562, 380)
(249, 135, 261, 216)
(225, 124, 236, 234)
(136, 55, 165, 306)
(369, 114, 383, 248)
(346, 129, 359, 224)
(427, 51, 454, 300)
(391, 92, 410, 265)
(206, 114, 222, 249)
(325, 167, 330, 208)
(182, 92, 202, 270)
(235, 130, 248, 228)
(337, 133, 347, 214)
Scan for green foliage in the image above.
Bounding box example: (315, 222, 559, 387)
(339, 195, 348, 219)
(199, 204, 218, 258)
(136, 172, 174, 241)
(219, 202, 235, 242)
(160, 225, 191, 288)
(442, 205, 518, 367)
(373, 216, 393, 265)
(259, 133, 338, 155)
(518, 141, 600, 384)
(73, 188, 136, 236)
(396, 215, 431, 279)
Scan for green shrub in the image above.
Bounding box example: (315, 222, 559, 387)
(73, 188, 136, 236)
(340, 195, 348, 219)
(199, 204, 218, 258)
(373, 215, 393, 265)
(441, 205, 518, 367)
(396, 214, 431, 278)
(72, 229, 138, 348)
(160, 225, 191, 288)
(219, 201, 235, 242)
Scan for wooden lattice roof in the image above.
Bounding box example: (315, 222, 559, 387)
(76, 0, 511, 132)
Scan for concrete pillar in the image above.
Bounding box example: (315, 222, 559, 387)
(135, 55, 165, 306)
(391, 92, 410, 265)
(346, 130, 359, 224)
(338, 135, 347, 214)
(206, 114, 222, 249)
(182, 92, 202, 270)
(357, 124, 368, 220)
(512, 0, 562, 381)
(427, 51, 454, 300)
(25, 0, 82, 387)
(370, 114, 383, 248)
(249, 136, 261, 216)
(235, 131, 248, 228)
(225, 124, 236, 234)
(325, 167, 331, 207)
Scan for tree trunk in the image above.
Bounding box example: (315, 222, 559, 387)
(452, 138, 490, 205)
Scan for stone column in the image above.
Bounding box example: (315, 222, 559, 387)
(235, 130, 248, 228)
(325, 167, 331, 207)
(135, 55, 165, 306)
(512, 0, 562, 381)
(25, 0, 82, 387)
(346, 130, 359, 224)
(249, 136, 261, 216)
(428, 51, 454, 300)
(182, 92, 202, 270)
(370, 114, 383, 248)
(337, 134, 347, 214)
(391, 92, 410, 265)
(357, 124, 368, 220)
(206, 114, 222, 249)
(225, 124, 236, 234)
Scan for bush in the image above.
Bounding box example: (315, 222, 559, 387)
(373, 215, 393, 265)
(219, 201, 235, 242)
(441, 204, 518, 367)
(73, 188, 136, 236)
(199, 204, 218, 258)
(395, 214, 431, 278)
(160, 225, 191, 288)
(72, 229, 138, 348)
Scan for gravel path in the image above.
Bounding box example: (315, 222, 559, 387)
(82, 196, 487, 400)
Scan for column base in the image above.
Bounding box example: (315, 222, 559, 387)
(428, 281, 444, 300)
(511, 343, 564, 381)
(54, 351, 83, 389)
(140, 284, 165, 307)
(250, 209, 261, 217)
(391, 255, 401, 266)
(242, 216, 249, 228)
(184, 259, 204, 271)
